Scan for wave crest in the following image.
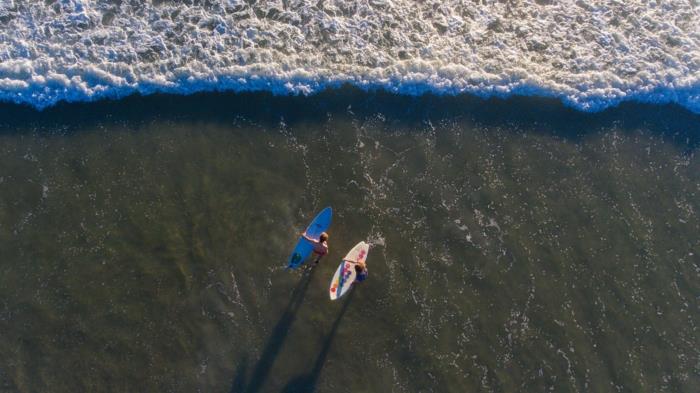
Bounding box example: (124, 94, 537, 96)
(0, 0, 699, 112)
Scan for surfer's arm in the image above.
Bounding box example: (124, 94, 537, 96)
(301, 232, 318, 243)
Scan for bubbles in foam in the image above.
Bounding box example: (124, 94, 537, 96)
(0, 1, 698, 112)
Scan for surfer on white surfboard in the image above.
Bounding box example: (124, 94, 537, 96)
(302, 231, 329, 264)
(330, 241, 368, 300)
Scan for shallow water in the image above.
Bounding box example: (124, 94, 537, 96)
(0, 92, 698, 392)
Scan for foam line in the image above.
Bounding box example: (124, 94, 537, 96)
(0, 1, 698, 112)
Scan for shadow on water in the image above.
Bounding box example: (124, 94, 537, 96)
(231, 266, 316, 393)
(230, 354, 249, 393)
(1, 86, 698, 150)
(280, 289, 355, 393)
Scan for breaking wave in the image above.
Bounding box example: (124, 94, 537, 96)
(0, 0, 699, 112)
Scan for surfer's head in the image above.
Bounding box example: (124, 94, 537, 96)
(320, 232, 328, 242)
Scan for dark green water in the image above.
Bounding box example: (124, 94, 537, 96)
(0, 92, 698, 392)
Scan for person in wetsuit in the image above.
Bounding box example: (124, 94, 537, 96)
(354, 260, 368, 283)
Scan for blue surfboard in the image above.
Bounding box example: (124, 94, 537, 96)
(287, 207, 332, 269)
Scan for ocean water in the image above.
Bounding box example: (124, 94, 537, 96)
(0, 91, 698, 392)
(0, 1, 699, 112)
(1, 1, 700, 391)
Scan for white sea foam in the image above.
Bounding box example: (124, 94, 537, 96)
(0, 0, 698, 112)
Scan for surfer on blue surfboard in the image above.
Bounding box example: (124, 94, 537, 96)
(302, 231, 329, 264)
(287, 207, 332, 269)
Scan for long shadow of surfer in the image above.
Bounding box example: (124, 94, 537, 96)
(231, 266, 316, 393)
(280, 290, 355, 393)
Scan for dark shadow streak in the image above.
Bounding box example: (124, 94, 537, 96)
(281, 289, 355, 393)
(2, 86, 698, 151)
(230, 354, 248, 393)
(230, 266, 316, 393)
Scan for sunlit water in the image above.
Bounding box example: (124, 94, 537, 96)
(0, 91, 698, 392)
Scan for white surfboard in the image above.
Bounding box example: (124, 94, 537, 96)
(329, 241, 369, 300)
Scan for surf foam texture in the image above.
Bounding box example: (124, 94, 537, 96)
(1, 0, 699, 112)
